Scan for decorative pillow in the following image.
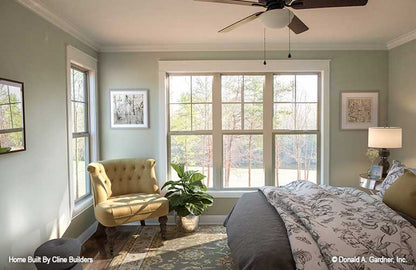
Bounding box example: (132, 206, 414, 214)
(383, 169, 416, 219)
(377, 160, 405, 198)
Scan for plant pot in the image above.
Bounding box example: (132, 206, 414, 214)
(175, 213, 199, 232)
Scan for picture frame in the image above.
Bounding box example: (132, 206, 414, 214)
(110, 89, 149, 129)
(370, 165, 383, 180)
(0, 78, 26, 155)
(340, 91, 379, 130)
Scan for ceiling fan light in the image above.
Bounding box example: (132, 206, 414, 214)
(260, 9, 293, 29)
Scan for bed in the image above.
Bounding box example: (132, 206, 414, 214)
(224, 181, 416, 270)
(224, 190, 296, 270)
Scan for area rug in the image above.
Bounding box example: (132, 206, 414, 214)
(107, 225, 236, 270)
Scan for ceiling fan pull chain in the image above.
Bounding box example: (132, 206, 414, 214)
(288, 10, 292, 58)
(263, 28, 267, 65)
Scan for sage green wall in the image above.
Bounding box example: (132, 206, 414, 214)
(62, 207, 96, 239)
(99, 50, 388, 215)
(388, 40, 416, 167)
(0, 1, 97, 268)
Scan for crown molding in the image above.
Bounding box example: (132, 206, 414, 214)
(100, 42, 387, 52)
(15, 0, 100, 51)
(15, 0, 396, 53)
(387, 29, 416, 50)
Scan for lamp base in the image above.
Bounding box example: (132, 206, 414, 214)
(378, 148, 390, 177)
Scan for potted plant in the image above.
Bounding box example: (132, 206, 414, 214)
(162, 163, 214, 232)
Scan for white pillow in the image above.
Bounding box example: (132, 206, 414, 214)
(377, 160, 405, 198)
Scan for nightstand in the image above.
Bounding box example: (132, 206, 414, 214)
(359, 173, 384, 194)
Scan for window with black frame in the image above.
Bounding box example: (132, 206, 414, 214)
(0, 78, 25, 154)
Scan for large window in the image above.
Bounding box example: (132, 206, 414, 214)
(274, 74, 319, 186)
(66, 46, 98, 221)
(70, 66, 91, 201)
(167, 72, 320, 190)
(168, 75, 213, 187)
(222, 75, 265, 188)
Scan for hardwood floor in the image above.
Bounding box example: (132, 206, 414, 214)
(81, 225, 139, 270)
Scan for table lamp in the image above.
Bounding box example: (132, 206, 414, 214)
(368, 127, 402, 177)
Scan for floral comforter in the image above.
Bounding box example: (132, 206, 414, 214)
(260, 181, 416, 270)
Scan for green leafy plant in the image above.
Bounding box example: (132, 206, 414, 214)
(162, 163, 214, 217)
(0, 142, 11, 153)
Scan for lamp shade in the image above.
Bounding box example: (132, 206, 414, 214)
(259, 9, 293, 29)
(368, 127, 402, 149)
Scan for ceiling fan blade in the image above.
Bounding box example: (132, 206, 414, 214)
(219, 11, 264, 33)
(195, 0, 265, 7)
(288, 15, 309, 34)
(290, 0, 368, 9)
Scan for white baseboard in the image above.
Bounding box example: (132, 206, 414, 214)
(77, 221, 98, 244)
(126, 215, 228, 226)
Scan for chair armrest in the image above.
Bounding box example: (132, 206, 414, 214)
(87, 163, 112, 205)
(144, 159, 162, 194)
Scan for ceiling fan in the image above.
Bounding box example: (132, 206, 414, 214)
(195, 0, 368, 34)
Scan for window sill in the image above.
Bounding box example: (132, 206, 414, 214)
(72, 195, 93, 219)
(208, 190, 258, 198)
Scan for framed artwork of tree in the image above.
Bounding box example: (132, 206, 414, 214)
(110, 89, 149, 128)
(0, 78, 26, 154)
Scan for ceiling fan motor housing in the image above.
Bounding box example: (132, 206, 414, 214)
(260, 9, 294, 29)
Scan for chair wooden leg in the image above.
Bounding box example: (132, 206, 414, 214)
(105, 227, 117, 257)
(140, 220, 146, 226)
(96, 223, 106, 238)
(158, 216, 168, 240)
(94, 223, 108, 258)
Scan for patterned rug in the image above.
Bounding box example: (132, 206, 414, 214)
(107, 225, 236, 270)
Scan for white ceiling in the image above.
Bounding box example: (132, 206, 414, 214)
(19, 0, 416, 51)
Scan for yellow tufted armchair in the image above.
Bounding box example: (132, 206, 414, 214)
(87, 158, 168, 255)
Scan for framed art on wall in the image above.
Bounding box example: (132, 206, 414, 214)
(0, 78, 26, 154)
(110, 89, 149, 128)
(340, 91, 379, 130)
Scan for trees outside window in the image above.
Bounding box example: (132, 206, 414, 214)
(274, 74, 319, 186)
(168, 73, 320, 189)
(222, 75, 265, 188)
(70, 66, 91, 200)
(0, 79, 25, 153)
(169, 76, 213, 187)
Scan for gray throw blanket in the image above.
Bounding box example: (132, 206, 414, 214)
(260, 181, 416, 270)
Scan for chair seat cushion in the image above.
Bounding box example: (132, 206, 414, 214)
(95, 193, 169, 226)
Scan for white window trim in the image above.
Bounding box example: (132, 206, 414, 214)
(66, 45, 99, 218)
(158, 60, 330, 197)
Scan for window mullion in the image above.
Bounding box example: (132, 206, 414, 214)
(212, 73, 222, 190)
(85, 72, 89, 134)
(190, 76, 193, 131)
(264, 73, 274, 186)
(241, 76, 244, 130)
(0, 128, 23, 134)
(72, 132, 89, 138)
(294, 74, 297, 130)
(6, 85, 15, 128)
